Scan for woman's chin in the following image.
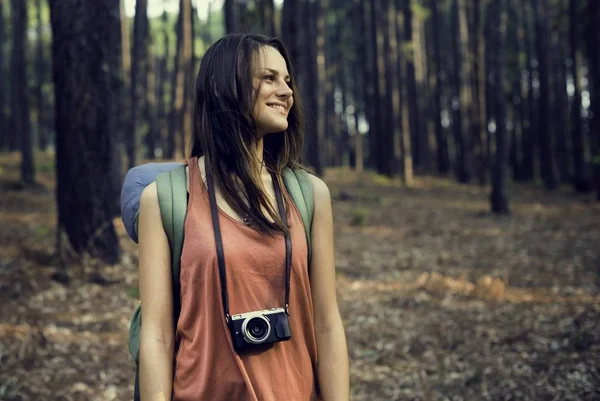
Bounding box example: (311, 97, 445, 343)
(259, 124, 288, 136)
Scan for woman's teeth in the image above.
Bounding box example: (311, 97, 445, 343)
(268, 104, 285, 111)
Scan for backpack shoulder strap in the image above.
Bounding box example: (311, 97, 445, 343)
(156, 164, 187, 313)
(283, 167, 315, 264)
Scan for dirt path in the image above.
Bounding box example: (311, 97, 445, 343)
(1, 153, 599, 400)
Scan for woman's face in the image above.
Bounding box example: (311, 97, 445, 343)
(252, 46, 294, 138)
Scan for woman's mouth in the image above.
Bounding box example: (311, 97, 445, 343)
(267, 104, 287, 114)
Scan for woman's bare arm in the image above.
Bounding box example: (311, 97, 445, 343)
(138, 182, 175, 401)
(308, 175, 350, 401)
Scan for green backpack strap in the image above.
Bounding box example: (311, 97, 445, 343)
(283, 167, 315, 263)
(156, 164, 188, 312)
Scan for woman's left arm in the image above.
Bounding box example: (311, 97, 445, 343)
(308, 175, 349, 401)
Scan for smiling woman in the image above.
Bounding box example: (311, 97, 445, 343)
(135, 33, 349, 401)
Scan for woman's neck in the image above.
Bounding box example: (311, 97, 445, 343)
(254, 138, 271, 180)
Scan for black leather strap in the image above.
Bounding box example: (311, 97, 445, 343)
(272, 175, 292, 314)
(206, 166, 292, 322)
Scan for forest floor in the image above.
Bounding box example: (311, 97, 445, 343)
(0, 151, 599, 401)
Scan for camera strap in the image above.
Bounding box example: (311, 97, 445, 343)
(206, 165, 292, 324)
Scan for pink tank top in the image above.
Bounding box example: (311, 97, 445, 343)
(172, 157, 319, 401)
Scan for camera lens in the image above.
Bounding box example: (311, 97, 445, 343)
(243, 316, 271, 344)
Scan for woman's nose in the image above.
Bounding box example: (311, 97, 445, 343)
(276, 80, 293, 99)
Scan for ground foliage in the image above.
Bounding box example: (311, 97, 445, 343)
(0, 152, 599, 401)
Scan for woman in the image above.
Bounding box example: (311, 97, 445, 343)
(136, 34, 349, 401)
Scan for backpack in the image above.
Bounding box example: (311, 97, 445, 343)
(119, 162, 315, 401)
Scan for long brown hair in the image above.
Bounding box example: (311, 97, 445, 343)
(190, 33, 305, 235)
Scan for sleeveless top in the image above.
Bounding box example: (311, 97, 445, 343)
(172, 157, 320, 401)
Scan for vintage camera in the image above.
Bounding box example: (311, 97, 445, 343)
(229, 307, 291, 352)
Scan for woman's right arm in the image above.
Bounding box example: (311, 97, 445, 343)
(138, 182, 175, 401)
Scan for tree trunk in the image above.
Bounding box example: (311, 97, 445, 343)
(49, 0, 121, 264)
(11, 0, 35, 185)
(430, 0, 450, 174)
(588, 0, 600, 201)
(145, 46, 158, 160)
(182, 0, 194, 157)
(489, 0, 510, 213)
(403, 0, 422, 171)
(414, 3, 432, 171)
(0, 0, 5, 150)
(167, 0, 192, 159)
(551, 25, 570, 183)
(120, 0, 131, 84)
(128, 0, 148, 168)
(533, 0, 558, 189)
(451, 0, 472, 183)
(224, 0, 239, 34)
(469, 0, 486, 184)
(380, 0, 400, 177)
(119, 0, 131, 165)
(299, 1, 320, 172)
(315, 0, 328, 175)
(507, 0, 522, 181)
(351, 0, 367, 173)
(35, 0, 48, 151)
(260, 0, 276, 36)
(159, 8, 170, 156)
(570, 0, 590, 192)
(365, 0, 381, 170)
(395, 0, 413, 184)
(517, 0, 536, 182)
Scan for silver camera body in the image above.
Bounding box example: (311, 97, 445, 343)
(230, 307, 291, 351)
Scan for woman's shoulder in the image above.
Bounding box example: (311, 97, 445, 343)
(306, 174, 331, 208)
(139, 181, 160, 219)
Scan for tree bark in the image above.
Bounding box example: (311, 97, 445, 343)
(469, 0, 486, 184)
(49, 0, 121, 264)
(120, 0, 131, 83)
(403, 0, 422, 171)
(0, 0, 5, 150)
(430, 0, 450, 174)
(533, 0, 558, 189)
(315, 0, 328, 175)
(521, 0, 537, 182)
(159, 8, 170, 155)
(381, 0, 400, 177)
(260, 0, 276, 36)
(145, 42, 158, 159)
(588, 0, 600, 201)
(489, 0, 510, 214)
(128, 0, 149, 168)
(11, 0, 35, 185)
(224, 0, 239, 34)
(551, 23, 570, 184)
(167, 0, 193, 159)
(35, 0, 48, 152)
(396, 0, 413, 183)
(351, 0, 367, 173)
(451, 0, 472, 183)
(570, 0, 590, 192)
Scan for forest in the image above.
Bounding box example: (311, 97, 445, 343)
(0, 0, 599, 400)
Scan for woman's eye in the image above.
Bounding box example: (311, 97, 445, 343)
(263, 75, 275, 82)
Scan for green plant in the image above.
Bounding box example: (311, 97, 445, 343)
(127, 286, 140, 299)
(35, 225, 49, 237)
(37, 162, 54, 173)
(350, 208, 369, 227)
